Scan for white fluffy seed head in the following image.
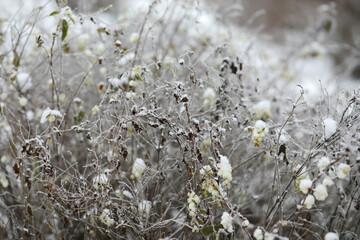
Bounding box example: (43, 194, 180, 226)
(303, 194, 315, 209)
(254, 227, 263, 240)
(314, 184, 328, 201)
(241, 219, 249, 227)
(299, 179, 313, 194)
(337, 163, 350, 179)
(317, 156, 330, 170)
(131, 158, 146, 180)
(221, 211, 233, 232)
(322, 176, 334, 187)
(324, 232, 339, 240)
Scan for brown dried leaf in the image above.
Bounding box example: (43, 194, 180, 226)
(27, 205, 33, 216)
(13, 163, 20, 175)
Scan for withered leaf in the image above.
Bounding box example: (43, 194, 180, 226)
(148, 121, 159, 128)
(132, 121, 142, 133)
(24, 228, 30, 237)
(27, 205, 33, 216)
(13, 163, 20, 175)
(230, 62, 237, 74)
(25, 176, 31, 189)
(278, 144, 288, 165)
(180, 96, 188, 102)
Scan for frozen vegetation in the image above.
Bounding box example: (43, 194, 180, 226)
(0, 0, 359, 239)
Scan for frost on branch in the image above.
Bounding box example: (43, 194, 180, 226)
(0, 0, 359, 239)
(40, 107, 63, 124)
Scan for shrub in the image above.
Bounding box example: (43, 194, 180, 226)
(0, 0, 359, 239)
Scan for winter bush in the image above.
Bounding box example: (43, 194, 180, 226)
(0, 0, 359, 239)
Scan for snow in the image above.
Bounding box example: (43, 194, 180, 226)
(303, 195, 315, 209)
(324, 232, 339, 240)
(337, 163, 350, 179)
(122, 190, 133, 199)
(322, 176, 334, 187)
(317, 156, 330, 170)
(299, 179, 313, 194)
(254, 228, 263, 240)
(221, 212, 234, 233)
(138, 200, 152, 217)
(313, 184, 328, 201)
(323, 118, 337, 139)
(16, 72, 32, 92)
(131, 158, 146, 180)
(40, 108, 62, 124)
(217, 155, 233, 187)
(0, 0, 358, 238)
(252, 100, 271, 119)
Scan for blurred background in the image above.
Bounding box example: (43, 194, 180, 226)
(67, 0, 360, 80)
